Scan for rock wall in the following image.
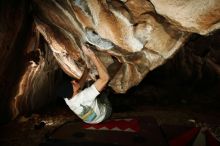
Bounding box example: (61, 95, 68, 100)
(0, 0, 220, 122)
(150, 0, 220, 35)
(33, 0, 191, 93)
(0, 0, 63, 123)
(0, 0, 30, 123)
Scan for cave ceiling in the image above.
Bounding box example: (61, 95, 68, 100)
(0, 0, 220, 122)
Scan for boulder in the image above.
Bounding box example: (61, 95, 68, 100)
(150, 0, 220, 35)
(33, 0, 189, 93)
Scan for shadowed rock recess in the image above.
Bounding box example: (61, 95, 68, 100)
(0, 0, 220, 123)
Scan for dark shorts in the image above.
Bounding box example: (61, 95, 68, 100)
(56, 80, 73, 99)
(97, 89, 112, 120)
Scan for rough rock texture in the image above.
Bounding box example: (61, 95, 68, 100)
(0, 0, 29, 122)
(0, 0, 63, 123)
(150, 0, 220, 35)
(126, 30, 220, 106)
(10, 40, 63, 120)
(33, 0, 189, 93)
(0, 0, 220, 122)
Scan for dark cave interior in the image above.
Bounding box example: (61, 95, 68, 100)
(0, 0, 220, 146)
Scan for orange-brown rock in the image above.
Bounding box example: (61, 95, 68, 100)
(150, 0, 220, 35)
(33, 0, 189, 93)
(0, 0, 220, 123)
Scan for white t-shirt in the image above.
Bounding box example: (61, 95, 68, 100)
(64, 84, 106, 124)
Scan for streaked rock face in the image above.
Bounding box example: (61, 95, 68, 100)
(0, 0, 28, 122)
(0, 0, 63, 123)
(33, 0, 190, 93)
(0, 0, 219, 122)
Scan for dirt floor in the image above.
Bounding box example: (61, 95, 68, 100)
(0, 102, 220, 146)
